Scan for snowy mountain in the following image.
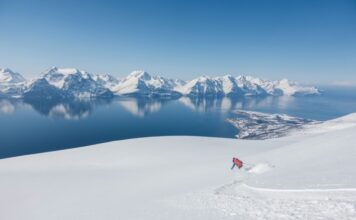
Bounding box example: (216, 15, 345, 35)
(0, 68, 26, 84)
(113, 70, 182, 97)
(0, 67, 320, 99)
(235, 75, 267, 96)
(0, 68, 27, 98)
(23, 67, 113, 100)
(175, 75, 318, 97)
(175, 76, 224, 97)
(90, 73, 120, 91)
(0, 83, 26, 98)
(246, 76, 320, 96)
(24, 78, 64, 101)
(272, 78, 320, 96)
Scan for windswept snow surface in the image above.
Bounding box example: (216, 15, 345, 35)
(0, 114, 356, 219)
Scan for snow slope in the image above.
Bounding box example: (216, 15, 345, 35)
(0, 113, 355, 219)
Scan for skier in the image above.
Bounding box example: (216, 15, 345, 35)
(231, 157, 243, 170)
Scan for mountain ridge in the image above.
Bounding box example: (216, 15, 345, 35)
(0, 67, 320, 99)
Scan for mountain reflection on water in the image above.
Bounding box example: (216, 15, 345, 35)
(0, 96, 297, 120)
(1, 87, 356, 159)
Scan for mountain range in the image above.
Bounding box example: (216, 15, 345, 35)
(0, 67, 320, 100)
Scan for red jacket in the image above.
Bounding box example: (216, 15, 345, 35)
(233, 157, 243, 168)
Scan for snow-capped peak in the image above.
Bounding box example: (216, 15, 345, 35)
(113, 70, 182, 96)
(175, 75, 224, 97)
(279, 78, 289, 83)
(22, 67, 113, 100)
(0, 68, 26, 84)
(273, 78, 320, 96)
(1, 67, 320, 99)
(221, 74, 234, 79)
(196, 75, 210, 81)
(175, 74, 320, 97)
(43, 67, 90, 78)
(127, 70, 151, 79)
(1, 68, 12, 73)
(91, 73, 120, 91)
(39, 67, 92, 89)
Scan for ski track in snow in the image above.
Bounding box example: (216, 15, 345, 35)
(165, 180, 356, 220)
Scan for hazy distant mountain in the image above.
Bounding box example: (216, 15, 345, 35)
(0, 68, 27, 98)
(0, 67, 320, 99)
(0, 68, 26, 84)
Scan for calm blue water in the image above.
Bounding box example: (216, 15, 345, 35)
(1, 86, 356, 159)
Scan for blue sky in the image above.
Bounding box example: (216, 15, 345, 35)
(0, 0, 355, 84)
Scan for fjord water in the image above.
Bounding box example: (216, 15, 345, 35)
(1, 86, 356, 159)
